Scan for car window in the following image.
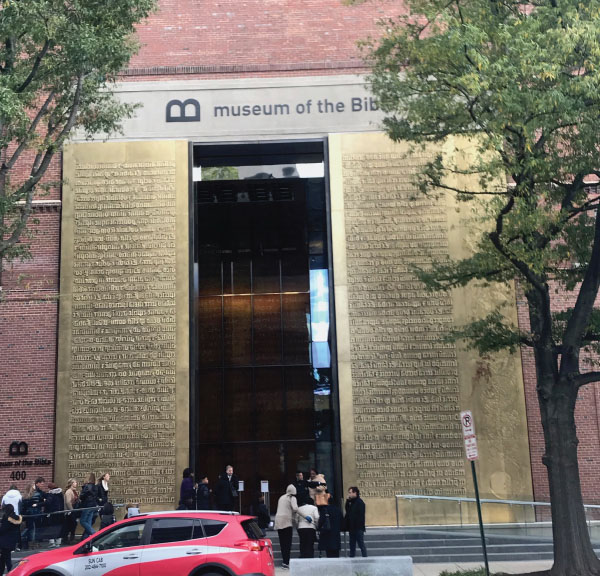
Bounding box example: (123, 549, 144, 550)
(93, 522, 146, 551)
(201, 519, 227, 537)
(192, 520, 203, 540)
(241, 519, 263, 539)
(149, 518, 194, 545)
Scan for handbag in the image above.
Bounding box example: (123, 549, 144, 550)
(318, 511, 331, 531)
(230, 484, 238, 498)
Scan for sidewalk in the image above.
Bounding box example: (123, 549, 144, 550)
(412, 560, 552, 575)
(274, 560, 553, 575)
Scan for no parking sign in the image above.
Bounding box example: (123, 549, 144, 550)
(460, 410, 479, 461)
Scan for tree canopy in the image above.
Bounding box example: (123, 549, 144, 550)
(363, 0, 600, 373)
(0, 0, 156, 268)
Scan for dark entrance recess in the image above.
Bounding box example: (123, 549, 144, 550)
(190, 141, 340, 512)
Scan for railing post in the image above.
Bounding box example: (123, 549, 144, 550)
(459, 499, 463, 527)
(586, 505, 591, 535)
(396, 495, 399, 529)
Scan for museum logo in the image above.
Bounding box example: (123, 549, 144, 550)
(9, 441, 28, 457)
(166, 99, 201, 123)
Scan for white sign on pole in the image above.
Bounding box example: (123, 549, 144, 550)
(238, 480, 245, 492)
(460, 410, 479, 461)
(260, 480, 269, 493)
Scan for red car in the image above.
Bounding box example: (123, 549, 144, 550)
(11, 511, 274, 576)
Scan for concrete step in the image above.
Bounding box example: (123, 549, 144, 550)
(266, 529, 560, 564)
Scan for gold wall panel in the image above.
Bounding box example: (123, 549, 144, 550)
(56, 140, 189, 510)
(329, 133, 533, 526)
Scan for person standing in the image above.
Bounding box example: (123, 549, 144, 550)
(20, 483, 38, 549)
(1, 485, 21, 516)
(307, 469, 327, 504)
(317, 496, 343, 558)
(344, 486, 367, 557)
(62, 479, 79, 545)
(195, 475, 211, 510)
(274, 484, 299, 570)
(30, 477, 46, 547)
(292, 471, 309, 506)
(45, 482, 64, 547)
(297, 497, 319, 559)
(97, 473, 110, 507)
(1, 485, 22, 551)
(215, 465, 239, 511)
(79, 473, 99, 540)
(179, 468, 195, 510)
(250, 494, 270, 536)
(0, 504, 22, 574)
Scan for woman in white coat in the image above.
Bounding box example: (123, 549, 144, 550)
(274, 484, 298, 569)
(297, 497, 319, 558)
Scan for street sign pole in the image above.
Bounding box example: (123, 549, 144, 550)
(471, 459, 490, 576)
(460, 410, 490, 576)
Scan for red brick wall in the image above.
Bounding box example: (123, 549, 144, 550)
(125, 0, 406, 78)
(517, 284, 600, 507)
(0, 152, 61, 492)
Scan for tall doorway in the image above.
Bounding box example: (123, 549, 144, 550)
(191, 141, 339, 511)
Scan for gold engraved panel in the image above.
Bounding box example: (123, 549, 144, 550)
(56, 141, 189, 509)
(329, 133, 533, 526)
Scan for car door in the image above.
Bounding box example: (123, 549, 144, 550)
(72, 520, 147, 576)
(139, 517, 205, 576)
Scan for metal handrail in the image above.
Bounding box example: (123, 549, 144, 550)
(394, 494, 600, 528)
(20, 503, 125, 519)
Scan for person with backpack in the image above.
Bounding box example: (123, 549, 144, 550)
(0, 503, 22, 573)
(79, 473, 99, 539)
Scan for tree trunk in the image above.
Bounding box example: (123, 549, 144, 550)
(539, 378, 600, 576)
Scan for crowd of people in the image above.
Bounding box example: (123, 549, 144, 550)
(177, 465, 240, 512)
(275, 470, 367, 569)
(177, 465, 368, 568)
(0, 473, 123, 573)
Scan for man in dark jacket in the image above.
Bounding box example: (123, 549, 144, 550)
(32, 477, 47, 513)
(344, 486, 367, 557)
(196, 475, 211, 510)
(293, 471, 309, 506)
(215, 465, 239, 511)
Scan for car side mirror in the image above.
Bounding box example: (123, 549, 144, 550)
(75, 542, 92, 555)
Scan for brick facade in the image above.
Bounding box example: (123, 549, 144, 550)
(1, 205, 60, 491)
(518, 285, 600, 507)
